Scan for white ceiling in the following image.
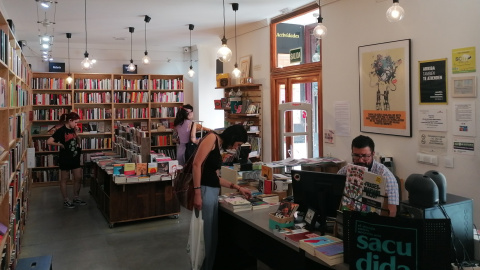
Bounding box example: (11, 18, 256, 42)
(1, 0, 316, 61)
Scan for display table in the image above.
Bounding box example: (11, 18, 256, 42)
(215, 205, 348, 270)
(90, 164, 180, 227)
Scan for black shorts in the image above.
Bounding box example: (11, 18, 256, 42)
(59, 154, 81, 171)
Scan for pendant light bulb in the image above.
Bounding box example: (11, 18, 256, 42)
(128, 60, 136, 72)
(81, 52, 92, 70)
(232, 64, 241, 78)
(81, 0, 94, 69)
(386, 0, 405, 22)
(216, 0, 232, 62)
(66, 33, 72, 84)
(143, 15, 151, 65)
(187, 66, 195, 78)
(313, 16, 327, 39)
(66, 74, 73, 84)
(217, 38, 232, 63)
(128, 27, 135, 71)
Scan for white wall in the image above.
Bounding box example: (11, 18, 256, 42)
(321, 0, 480, 225)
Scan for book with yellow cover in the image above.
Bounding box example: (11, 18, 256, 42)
(124, 163, 136, 176)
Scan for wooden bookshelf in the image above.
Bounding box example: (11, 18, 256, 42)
(216, 83, 263, 160)
(31, 72, 184, 184)
(0, 8, 32, 268)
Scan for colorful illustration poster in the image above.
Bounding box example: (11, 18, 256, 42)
(359, 40, 411, 137)
(452, 47, 476, 73)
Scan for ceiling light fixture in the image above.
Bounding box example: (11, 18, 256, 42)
(216, 0, 232, 62)
(66, 33, 73, 84)
(36, 0, 56, 9)
(312, 4, 327, 39)
(127, 27, 136, 72)
(231, 3, 241, 78)
(142, 15, 151, 65)
(386, 0, 405, 22)
(81, 0, 95, 70)
(187, 24, 195, 78)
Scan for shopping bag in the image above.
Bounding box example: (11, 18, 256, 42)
(187, 209, 205, 270)
(173, 166, 194, 210)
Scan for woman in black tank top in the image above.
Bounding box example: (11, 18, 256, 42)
(190, 125, 251, 270)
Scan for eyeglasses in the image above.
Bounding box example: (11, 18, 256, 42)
(185, 110, 193, 114)
(351, 153, 373, 160)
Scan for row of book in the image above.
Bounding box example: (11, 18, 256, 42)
(32, 108, 70, 121)
(74, 91, 111, 103)
(31, 169, 60, 183)
(150, 92, 184, 103)
(0, 77, 5, 107)
(10, 83, 28, 107)
(113, 91, 149, 103)
(79, 137, 112, 150)
(0, 29, 7, 68)
(150, 106, 178, 118)
(33, 93, 72, 105)
(34, 154, 59, 167)
(73, 108, 112, 120)
(151, 134, 174, 147)
(113, 78, 148, 90)
(9, 112, 27, 142)
(74, 78, 111, 90)
(76, 121, 111, 133)
(219, 194, 280, 212)
(115, 108, 149, 119)
(151, 78, 183, 90)
(153, 147, 176, 160)
(32, 139, 59, 152)
(32, 78, 70, 90)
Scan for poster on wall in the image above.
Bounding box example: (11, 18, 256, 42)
(419, 59, 447, 104)
(452, 47, 476, 74)
(418, 108, 447, 131)
(453, 101, 476, 137)
(453, 137, 475, 155)
(418, 131, 447, 154)
(359, 39, 411, 137)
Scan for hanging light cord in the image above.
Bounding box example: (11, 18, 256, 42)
(222, 0, 226, 37)
(84, 0, 88, 53)
(144, 21, 147, 53)
(67, 37, 70, 73)
(189, 28, 192, 66)
(130, 31, 133, 60)
(234, 8, 237, 64)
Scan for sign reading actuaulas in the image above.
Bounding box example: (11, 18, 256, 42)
(356, 235, 413, 270)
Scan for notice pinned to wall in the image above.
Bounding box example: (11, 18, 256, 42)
(453, 101, 476, 137)
(453, 137, 475, 156)
(334, 101, 350, 136)
(418, 131, 447, 154)
(418, 108, 447, 131)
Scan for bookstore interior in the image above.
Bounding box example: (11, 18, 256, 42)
(0, 0, 478, 269)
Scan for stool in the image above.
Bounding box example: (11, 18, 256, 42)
(16, 255, 52, 270)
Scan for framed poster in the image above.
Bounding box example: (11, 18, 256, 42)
(451, 76, 477, 97)
(419, 59, 447, 104)
(359, 39, 411, 137)
(239, 55, 251, 79)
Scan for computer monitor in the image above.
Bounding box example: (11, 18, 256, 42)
(291, 169, 346, 235)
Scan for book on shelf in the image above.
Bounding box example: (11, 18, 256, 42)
(284, 231, 321, 248)
(97, 122, 105, 133)
(157, 161, 169, 174)
(298, 235, 342, 256)
(220, 195, 252, 212)
(112, 164, 124, 176)
(256, 194, 279, 204)
(314, 241, 344, 266)
(123, 163, 136, 176)
(147, 162, 157, 174)
(247, 197, 270, 210)
(136, 163, 147, 176)
(89, 122, 98, 133)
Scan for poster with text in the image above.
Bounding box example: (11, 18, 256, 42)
(359, 39, 411, 137)
(419, 59, 447, 104)
(453, 101, 476, 137)
(452, 47, 476, 73)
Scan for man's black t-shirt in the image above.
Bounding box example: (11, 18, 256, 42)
(51, 125, 81, 170)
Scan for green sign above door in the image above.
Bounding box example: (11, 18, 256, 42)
(290, 47, 302, 64)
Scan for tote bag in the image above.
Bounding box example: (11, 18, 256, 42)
(187, 209, 205, 270)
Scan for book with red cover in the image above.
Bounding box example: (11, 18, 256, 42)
(284, 231, 320, 248)
(299, 235, 342, 256)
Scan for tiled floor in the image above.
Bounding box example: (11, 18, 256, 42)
(18, 185, 192, 270)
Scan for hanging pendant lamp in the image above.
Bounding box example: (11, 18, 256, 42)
(386, 0, 405, 22)
(127, 27, 136, 72)
(81, 0, 95, 69)
(66, 33, 73, 84)
(312, 4, 327, 39)
(231, 3, 241, 78)
(216, 0, 232, 62)
(187, 24, 195, 78)
(142, 15, 151, 64)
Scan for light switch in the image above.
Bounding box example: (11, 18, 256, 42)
(444, 156, 454, 168)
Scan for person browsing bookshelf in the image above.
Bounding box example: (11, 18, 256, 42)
(46, 112, 86, 209)
(337, 135, 399, 217)
(192, 125, 252, 270)
(173, 104, 211, 165)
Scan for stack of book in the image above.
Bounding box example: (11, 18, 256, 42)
(221, 196, 252, 212)
(247, 197, 270, 210)
(314, 241, 344, 266)
(256, 194, 279, 204)
(299, 235, 342, 256)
